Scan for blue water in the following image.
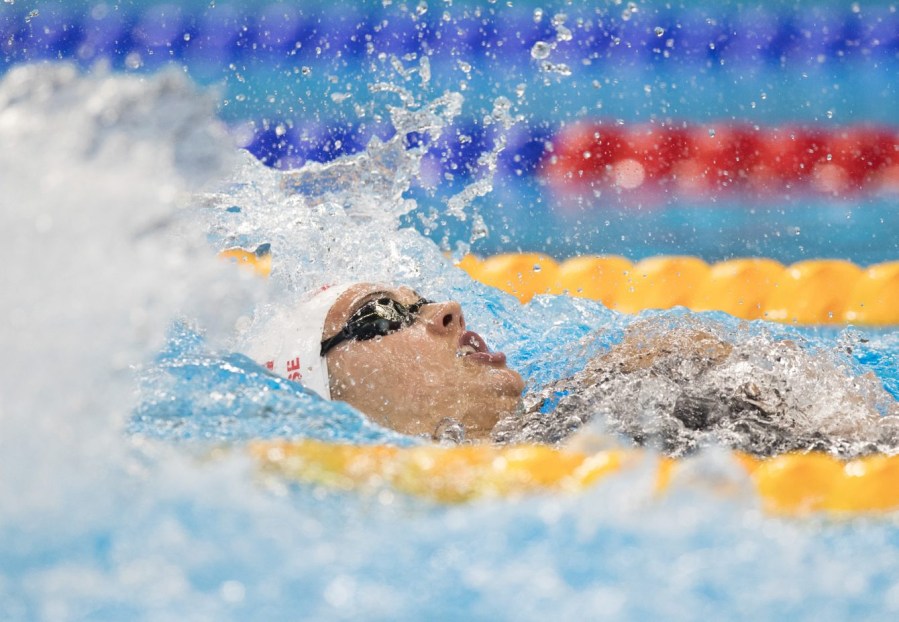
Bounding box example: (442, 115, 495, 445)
(129, 323, 417, 446)
(3, 1, 899, 620)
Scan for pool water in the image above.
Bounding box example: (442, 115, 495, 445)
(2, 1, 899, 620)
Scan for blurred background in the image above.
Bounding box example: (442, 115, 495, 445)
(4, 0, 897, 264)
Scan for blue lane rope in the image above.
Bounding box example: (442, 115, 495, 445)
(2, 5, 898, 68)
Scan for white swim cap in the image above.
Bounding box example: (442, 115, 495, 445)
(245, 283, 354, 400)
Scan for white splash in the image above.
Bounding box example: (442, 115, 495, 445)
(0, 61, 256, 599)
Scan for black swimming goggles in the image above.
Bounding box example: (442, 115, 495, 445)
(320, 296, 433, 356)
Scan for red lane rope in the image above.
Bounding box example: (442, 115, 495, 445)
(542, 122, 899, 198)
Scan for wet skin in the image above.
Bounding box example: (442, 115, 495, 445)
(323, 283, 525, 440)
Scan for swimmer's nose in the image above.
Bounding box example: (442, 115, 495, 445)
(424, 300, 465, 335)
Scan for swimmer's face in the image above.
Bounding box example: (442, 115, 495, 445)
(323, 283, 525, 440)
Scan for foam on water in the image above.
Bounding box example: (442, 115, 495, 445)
(4, 63, 899, 621)
(498, 315, 899, 456)
(0, 61, 237, 517)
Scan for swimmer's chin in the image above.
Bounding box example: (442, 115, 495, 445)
(461, 397, 524, 442)
(486, 367, 526, 396)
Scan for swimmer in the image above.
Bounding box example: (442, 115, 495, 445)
(246, 282, 525, 441)
(247, 282, 899, 457)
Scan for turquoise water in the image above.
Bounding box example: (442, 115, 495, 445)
(2, 1, 899, 620)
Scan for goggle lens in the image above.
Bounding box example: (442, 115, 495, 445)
(320, 296, 432, 356)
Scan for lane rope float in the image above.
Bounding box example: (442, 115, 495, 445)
(543, 123, 899, 197)
(251, 439, 899, 516)
(217, 246, 899, 325)
(458, 253, 899, 326)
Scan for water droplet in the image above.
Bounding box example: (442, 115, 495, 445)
(555, 25, 573, 42)
(540, 61, 571, 76)
(124, 52, 142, 69)
(654, 26, 665, 37)
(533, 8, 544, 22)
(470, 214, 488, 242)
(552, 13, 572, 41)
(708, 128, 716, 138)
(419, 56, 431, 85)
(531, 41, 552, 60)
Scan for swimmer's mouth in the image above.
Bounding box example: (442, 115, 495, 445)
(458, 330, 507, 365)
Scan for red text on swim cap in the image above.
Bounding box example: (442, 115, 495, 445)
(286, 356, 302, 381)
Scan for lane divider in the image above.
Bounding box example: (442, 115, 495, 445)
(219, 244, 272, 277)
(457, 253, 899, 326)
(243, 118, 899, 197)
(217, 246, 899, 325)
(543, 123, 899, 197)
(8, 5, 899, 69)
(251, 439, 899, 515)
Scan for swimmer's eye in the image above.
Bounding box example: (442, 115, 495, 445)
(320, 296, 433, 356)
